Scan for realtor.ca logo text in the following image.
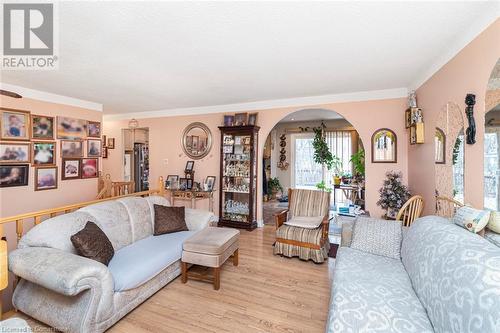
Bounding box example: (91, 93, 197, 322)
(1, 2, 59, 70)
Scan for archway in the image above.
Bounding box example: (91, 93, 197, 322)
(259, 108, 365, 226)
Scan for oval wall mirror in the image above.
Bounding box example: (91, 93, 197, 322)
(181, 122, 212, 159)
(435, 102, 465, 203)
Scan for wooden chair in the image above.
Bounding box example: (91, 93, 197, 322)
(96, 174, 135, 199)
(396, 195, 424, 227)
(274, 188, 330, 263)
(435, 195, 464, 218)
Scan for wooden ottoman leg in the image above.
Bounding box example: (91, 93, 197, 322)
(233, 249, 239, 266)
(181, 261, 188, 284)
(214, 267, 220, 290)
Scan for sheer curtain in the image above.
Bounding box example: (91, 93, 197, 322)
(324, 131, 353, 188)
(292, 130, 354, 197)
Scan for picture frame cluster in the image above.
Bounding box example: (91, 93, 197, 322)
(0, 107, 102, 190)
(223, 112, 258, 127)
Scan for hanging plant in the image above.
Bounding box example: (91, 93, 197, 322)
(313, 122, 334, 170)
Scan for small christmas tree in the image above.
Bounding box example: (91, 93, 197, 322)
(377, 171, 410, 218)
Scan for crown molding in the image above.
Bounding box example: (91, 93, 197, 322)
(409, 14, 500, 90)
(103, 87, 408, 120)
(0, 83, 103, 112)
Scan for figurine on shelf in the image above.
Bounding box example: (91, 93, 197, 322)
(408, 90, 418, 108)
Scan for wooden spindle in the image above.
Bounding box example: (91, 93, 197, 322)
(15, 219, 23, 243)
(34, 216, 42, 225)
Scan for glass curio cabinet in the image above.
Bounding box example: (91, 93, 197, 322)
(218, 125, 259, 230)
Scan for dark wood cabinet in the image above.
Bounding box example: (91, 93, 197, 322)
(218, 125, 259, 230)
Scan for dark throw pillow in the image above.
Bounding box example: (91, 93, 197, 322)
(71, 221, 114, 265)
(153, 204, 188, 235)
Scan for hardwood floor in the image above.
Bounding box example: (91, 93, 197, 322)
(13, 225, 334, 333)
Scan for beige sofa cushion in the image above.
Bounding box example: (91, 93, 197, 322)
(183, 227, 239, 255)
(285, 216, 323, 229)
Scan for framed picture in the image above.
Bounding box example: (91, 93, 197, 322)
(166, 175, 179, 189)
(371, 128, 397, 163)
(248, 113, 258, 126)
(57, 116, 87, 139)
(31, 114, 54, 139)
(102, 135, 107, 147)
(185, 160, 194, 172)
(435, 128, 446, 164)
(61, 140, 83, 158)
(179, 177, 188, 190)
(234, 113, 248, 126)
(35, 166, 58, 191)
(107, 138, 115, 149)
(62, 158, 81, 180)
(0, 108, 31, 141)
(205, 176, 216, 191)
(186, 178, 193, 190)
(32, 141, 56, 166)
(186, 135, 193, 148)
(0, 142, 30, 163)
(192, 136, 199, 151)
(81, 158, 98, 178)
(87, 121, 101, 138)
(405, 109, 411, 129)
(87, 139, 102, 157)
(0, 164, 29, 187)
(224, 115, 234, 126)
(102, 147, 108, 158)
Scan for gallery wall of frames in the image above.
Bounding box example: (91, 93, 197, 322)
(0, 107, 105, 191)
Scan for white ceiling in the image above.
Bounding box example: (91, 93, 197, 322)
(1, 1, 499, 116)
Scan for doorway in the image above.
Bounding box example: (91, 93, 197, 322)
(122, 127, 150, 192)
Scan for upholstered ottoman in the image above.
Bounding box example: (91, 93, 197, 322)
(181, 227, 240, 290)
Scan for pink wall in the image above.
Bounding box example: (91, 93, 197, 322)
(103, 97, 408, 220)
(0, 95, 102, 309)
(411, 19, 500, 214)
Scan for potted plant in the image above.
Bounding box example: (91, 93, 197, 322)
(316, 180, 332, 193)
(350, 149, 365, 185)
(377, 171, 410, 219)
(267, 177, 283, 200)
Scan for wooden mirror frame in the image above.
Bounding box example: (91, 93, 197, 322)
(371, 128, 397, 163)
(181, 122, 212, 159)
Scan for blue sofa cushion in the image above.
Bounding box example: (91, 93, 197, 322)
(327, 247, 433, 333)
(108, 231, 195, 291)
(401, 216, 500, 333)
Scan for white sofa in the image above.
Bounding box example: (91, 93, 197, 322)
(9, 195, 214, 333)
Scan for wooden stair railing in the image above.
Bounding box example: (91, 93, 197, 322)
(96, 174, 135, 199)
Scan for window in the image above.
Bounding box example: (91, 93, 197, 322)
(324, 131, 352, 187)
(292, 133, 323, 188)
(484, 131, 499, 210)
(291, 130, 354, 195)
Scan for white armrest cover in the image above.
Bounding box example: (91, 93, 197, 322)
(9, 247, 114, 298)
(185, 208, 215, 231)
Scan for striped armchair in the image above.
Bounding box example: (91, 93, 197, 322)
(274, 188, 330, 263)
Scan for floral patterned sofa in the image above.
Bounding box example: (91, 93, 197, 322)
(326, 216, 500, 333)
